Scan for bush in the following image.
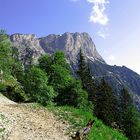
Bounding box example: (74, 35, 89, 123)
(56, 78, 92, 110)
(24, 67, 56, 105)
(1, 75, 27, 102)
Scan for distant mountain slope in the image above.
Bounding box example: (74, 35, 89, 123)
(9, 32, 140, 111)
(88, 61, 140, 110)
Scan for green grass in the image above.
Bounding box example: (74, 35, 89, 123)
(0, 113, 5, 121)
(0, 114, 6, 137)
(0, 128, 5, 133)
(47, 106, 128, 140)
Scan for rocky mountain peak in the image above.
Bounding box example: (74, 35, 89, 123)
(9, 32, 105, 70)
(39, 32, 105, 69)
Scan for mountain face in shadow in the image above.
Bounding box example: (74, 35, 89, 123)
(10, 32, 140, 111)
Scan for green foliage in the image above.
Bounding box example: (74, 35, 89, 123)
(0, 83, 5, 92)
(24, 67, 56, 105)
(77, 49, 87, 82)
(52, 51, 70, 68)
(47, 106, 128, 140)
(38, 53, 51, 72)
(77, 49, 96, 103)
(94, 79, 118, 127)
(38, 51, 90, 109)
(38, 51, 69, 74)
(0, 30, 13, 74)
(56, 78, 92, 109)
(0, 30, 24, 84)
(118, 88, 140, 140)
(49, 64, 71, 89)
(77, 50, 140, 139)
(0, 75, 27, 102)
(39, 53, 71, 90)
(11, 48, 24, 83)
(77, 50, 120, 127)
(39, 52, 71, 91)
(0, 30, 137, 140)
(0, 30, 27, 102)
(0, 113, 6, 139)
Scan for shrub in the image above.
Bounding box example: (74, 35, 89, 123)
(24, 67, 56, 105)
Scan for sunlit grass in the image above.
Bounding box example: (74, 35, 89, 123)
(47, 105, 128, 140)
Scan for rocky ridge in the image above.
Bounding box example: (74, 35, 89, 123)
(10, 32, 105, 69)
(10, 34, 45, 67)
(39, 32, 105, 69)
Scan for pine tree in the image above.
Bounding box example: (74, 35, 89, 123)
(94, 79, 118, 126)
(119, 88, 140, 140)
(77, 49, 87, 86)
(77, 49, 96, 102)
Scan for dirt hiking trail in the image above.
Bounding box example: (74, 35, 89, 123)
(0, 94, 70, 140)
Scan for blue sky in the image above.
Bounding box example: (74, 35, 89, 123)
(0, 0, 140, 74)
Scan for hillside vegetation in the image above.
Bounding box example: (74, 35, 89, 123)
(47, 105, 128, 140)
(0, 30, 140, 140)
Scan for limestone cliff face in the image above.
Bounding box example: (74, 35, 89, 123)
(39, 32, 105, 69)
(10, 32, 104, 69)
(10, 34, 45, 67)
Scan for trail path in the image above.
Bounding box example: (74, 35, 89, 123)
(0, 94, 70, 140)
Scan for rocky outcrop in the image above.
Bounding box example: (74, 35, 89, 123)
(39, 32, 105, 70)
(10, 34, 45, 67)
(10, 32, 104, 69)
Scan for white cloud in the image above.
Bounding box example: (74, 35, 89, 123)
(107, 55, 115, 61)
(97, 28, 109, 38)
(97, 31, 107, 38)
(87, 0, 109, 26)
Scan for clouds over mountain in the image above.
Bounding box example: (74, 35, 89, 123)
(87, 0, 109, 26)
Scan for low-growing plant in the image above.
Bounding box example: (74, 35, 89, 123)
(47, 106, 128, 140)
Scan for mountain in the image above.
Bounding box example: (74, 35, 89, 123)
(9, 32, 140, 111)
(10, 34, 45, 67)
(39, 32, 105, 70)
(89, 61, 140, 110)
